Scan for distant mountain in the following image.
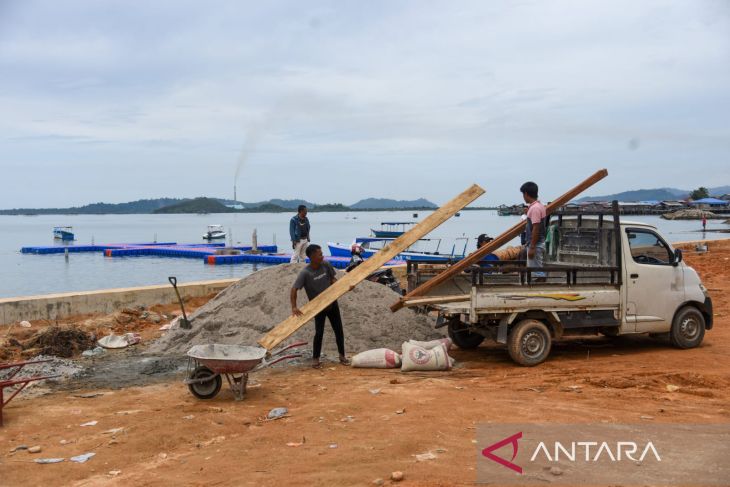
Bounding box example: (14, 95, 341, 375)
(0, 195, 440, 215)
(577, 188, 682, 202)
(0, 198, 185, 215)
(153, 197, 234, 214)
(350, 198, 437, 209)
(577, 185, 730, 203)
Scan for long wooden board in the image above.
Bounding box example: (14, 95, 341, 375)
(402, 294, 470, 307)
(390, 169, 608, 312)
(257, 184, 486, 350)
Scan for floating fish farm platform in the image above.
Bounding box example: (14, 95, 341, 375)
(20, 242, 400, 269)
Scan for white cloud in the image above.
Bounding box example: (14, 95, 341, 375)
(0, 0, 728, 207)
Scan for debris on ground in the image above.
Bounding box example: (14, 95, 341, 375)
(391, 471, 404, 482)
(35, 458, 64, 464)
(267, 407, 288, 420)
(70, 453, 95, 463)
(5, 325, 95, 358)
(80, 421, 98, 427)
(149, 264, 442, 356)
(81, 347, 106, 358)
(28, 446, 42, 454)
(415, 451, 437, 461)
(98, 332, 141, 349)
(74, 392, 104, 399)
(20, 320, 32, 328)
(0, 355, 83, 393)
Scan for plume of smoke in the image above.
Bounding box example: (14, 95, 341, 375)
(234, 124, 262, 182)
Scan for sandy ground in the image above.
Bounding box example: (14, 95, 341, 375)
(1, 240, 729, 486)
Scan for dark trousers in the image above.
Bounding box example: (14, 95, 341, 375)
(313, 301, 345, 359)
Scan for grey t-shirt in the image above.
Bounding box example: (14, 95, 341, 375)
(293, 261, 336, 300)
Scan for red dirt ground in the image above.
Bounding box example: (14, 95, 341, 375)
(1, 241, 728, 486)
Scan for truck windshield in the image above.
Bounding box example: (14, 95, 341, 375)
(626, 229, 672, 265)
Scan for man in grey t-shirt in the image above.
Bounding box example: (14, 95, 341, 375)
(290, 244, 349, 369)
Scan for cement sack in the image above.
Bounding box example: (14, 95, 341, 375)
(401, 342, 452, 372)
(408, 337, 453, 351)
(351, 348, 402, 369)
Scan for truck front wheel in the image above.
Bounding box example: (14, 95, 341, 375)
(508, 320, 552, 366)
(447, 320, 485, 349)
(670, 306, 705, 349)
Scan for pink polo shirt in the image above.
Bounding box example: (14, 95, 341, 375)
(527, 200, 546, 225)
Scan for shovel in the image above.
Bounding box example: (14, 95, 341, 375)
(168, 276, 192, 329)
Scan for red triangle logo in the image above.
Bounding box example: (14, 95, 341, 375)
(481, 431, 523, 474)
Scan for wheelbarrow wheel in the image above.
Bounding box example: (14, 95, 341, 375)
(188, 366, 222, 399)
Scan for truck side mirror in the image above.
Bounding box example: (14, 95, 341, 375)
(673, 248, 683, 266)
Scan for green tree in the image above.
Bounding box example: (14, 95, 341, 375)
(690, 187, 709, 200)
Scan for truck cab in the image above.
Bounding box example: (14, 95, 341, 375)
(406, 207, 713, 366)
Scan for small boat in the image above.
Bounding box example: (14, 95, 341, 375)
(202, 224, 226, 240)
(327, 237, 469, 263)
(53, 226, 75, 241)
(371, 222, 415, 238)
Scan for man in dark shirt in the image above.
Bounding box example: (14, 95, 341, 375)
(289, 205, 311, 263)
(290, 244, 349, 368)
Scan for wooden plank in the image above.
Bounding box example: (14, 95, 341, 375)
(402, 294, 470, 307)
(390, 169, 608, 312)
(257, 184, 486, 350)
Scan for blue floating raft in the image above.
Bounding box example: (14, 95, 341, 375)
(21, 242, 177, 254)
(20, 241, 401, 270)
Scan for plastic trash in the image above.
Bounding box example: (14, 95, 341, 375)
(267, 407, 288, 420)
(35, 458, 64, 464)
(98, 333, 141, 349)
(82, 347, 106, 358)
(80, 421, 98, 427)
(70, 453, 95, 463)
(20, 320, 32, 328)
(415, 452, 437, 461)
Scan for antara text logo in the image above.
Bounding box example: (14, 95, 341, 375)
(474, 424, 729, 486)
(481, 431, 661, 474)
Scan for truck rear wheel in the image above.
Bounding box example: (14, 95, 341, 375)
(507, 320, 552, 366)
(447, 320, 485, 349)
(670, 306, 705, 349)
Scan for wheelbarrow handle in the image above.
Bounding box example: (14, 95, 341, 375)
(256, 353, 302, 370)
(272, 341, 308, 356)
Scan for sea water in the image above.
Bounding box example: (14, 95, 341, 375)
(0, 211, 726, 298)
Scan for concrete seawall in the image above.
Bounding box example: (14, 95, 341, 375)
(0, 279, 238, 325)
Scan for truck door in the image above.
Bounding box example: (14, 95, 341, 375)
(624, 227, 684, 333)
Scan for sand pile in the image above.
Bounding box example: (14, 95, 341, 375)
(149, 264, 442, 356)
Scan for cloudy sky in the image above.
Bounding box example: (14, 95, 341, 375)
(1, 0, 728, 208)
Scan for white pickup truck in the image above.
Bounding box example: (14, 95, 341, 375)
(405, 207, 713, 366)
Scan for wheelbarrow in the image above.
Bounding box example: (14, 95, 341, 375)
(1, 359, 60, 426)
(184, 341, 307, 401)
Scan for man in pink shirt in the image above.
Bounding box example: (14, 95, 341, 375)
(520, 181, 547, 279)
